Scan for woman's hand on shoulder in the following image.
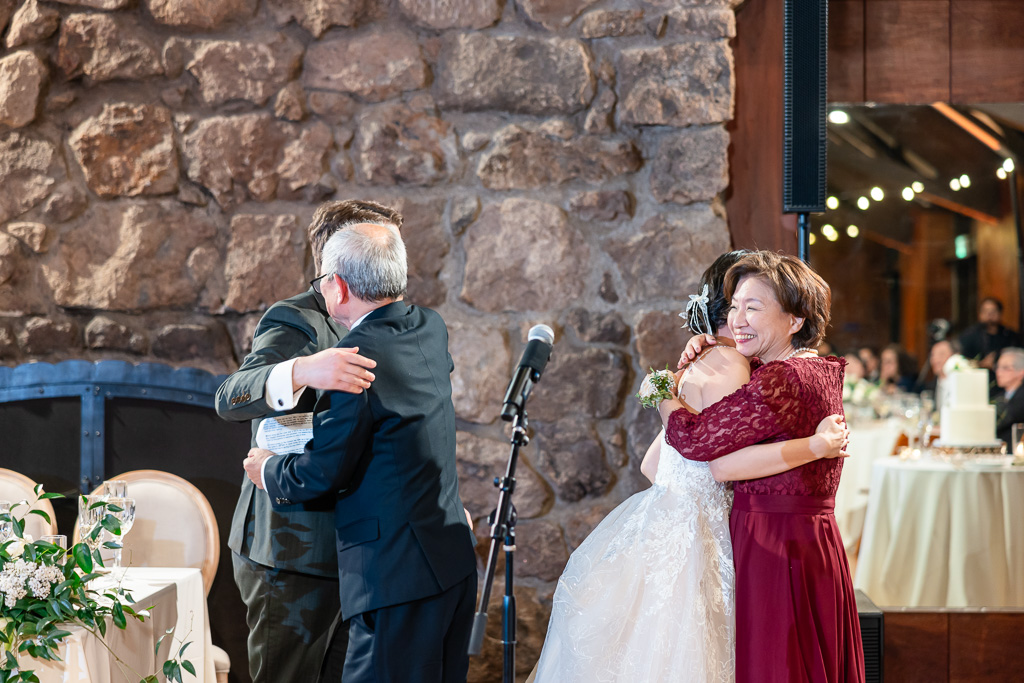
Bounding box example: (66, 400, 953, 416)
(810, 414, 850, 459)
(677, 334, 717, 369)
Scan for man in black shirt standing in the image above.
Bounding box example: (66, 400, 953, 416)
(959, 297, 1021, 370)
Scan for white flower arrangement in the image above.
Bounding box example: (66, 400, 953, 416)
(942, 354, 975, 375)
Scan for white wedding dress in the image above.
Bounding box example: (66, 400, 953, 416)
(531, 432, 735, 682)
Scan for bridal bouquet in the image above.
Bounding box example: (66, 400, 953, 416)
(0, 488, 192, 683)
(636, 368, 678, 409)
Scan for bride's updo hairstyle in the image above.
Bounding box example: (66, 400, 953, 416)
(685, 250, 750, 336)
(723, 251, 832, 348)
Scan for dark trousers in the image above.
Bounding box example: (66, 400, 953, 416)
(340, 572, 476, 683)
(232, 551, 348, 683)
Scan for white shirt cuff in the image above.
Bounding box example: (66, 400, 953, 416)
(259, 454, 276, 493)
(265, 358, 307, 411)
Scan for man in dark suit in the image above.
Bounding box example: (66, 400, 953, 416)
(216, 201, 400, 682)
(959, 297, 1021, 370)
(244, 221, 477, 683)
(995, 347, 1024, 448)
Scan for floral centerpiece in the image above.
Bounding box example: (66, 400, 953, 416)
(0, 488, 192, 683)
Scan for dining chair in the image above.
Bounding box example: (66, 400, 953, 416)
(0, 468, 58, 539)
(74, 470, 230, 683)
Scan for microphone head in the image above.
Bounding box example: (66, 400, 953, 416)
(527, 324, 555, 345)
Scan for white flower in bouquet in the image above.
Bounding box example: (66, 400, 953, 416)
(637, 368, 677, 409)
(942, 354, 974, 375)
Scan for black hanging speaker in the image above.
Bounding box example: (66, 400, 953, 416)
(783, 0, 828, 213)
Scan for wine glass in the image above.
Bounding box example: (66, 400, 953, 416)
(103, 480, 128, 499)
(77, 495, 109, 573)
(105, 497, 136, 572)
(40, 535, 68, 565)
(0, 501, 11, 544)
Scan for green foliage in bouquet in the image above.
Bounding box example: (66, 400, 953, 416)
(636, 367, 678, 409)
(0, 487, 192, 683)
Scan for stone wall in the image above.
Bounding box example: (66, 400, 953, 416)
(0, 0, 738, 678)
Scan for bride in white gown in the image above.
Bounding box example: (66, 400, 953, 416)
(530, 252, 849, 683)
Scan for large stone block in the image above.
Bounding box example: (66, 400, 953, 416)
(223, 214, 306, 313)
(389, 197, 448, 306)
(269, 0, 363, 38)
(461, 199, 590, 313)
(399, 0, 501, 30)
(649, 125, 729, 204)
(619, 41, 732, 126)
(664, 7, 736, 39)
(42, 202, 219, 311)
(353, 102, 457, 186)
(0, 51, 46, 129)
(58, 13, 163, 82)
(85, 316, 146, 353)
(277, 120, 334, 198)
(6, 0, 59, 49)
(181, 113, 289, 207)
(69, 103, 178, 198)
(449, 322, 508, 425)
(172, 35, 304, 106)
(18, 317, 79, 355)
(0, 131, 60, 223)
(635, 309, 690, 375)
(578, 9, 646, 38)
(512, 519, 568, 581)
(604, 203, 730, 302)
(569, 189, 633, 222)
(528, 347, 630, 419)
(477, 125, 641, 190)
(466, 584, 550, 683)
(303, 32, 427, 102)
(532, 417, 612, 502)
(456, 430, 549, 520)
(144, 0, 257, 30)
(519, 0, 599, 30)
(436, 34, 594, 116)
(0, 232, 19, 284)
(151, 322, 232, 363)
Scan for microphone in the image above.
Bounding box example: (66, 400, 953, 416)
(500, 324, 554, 421)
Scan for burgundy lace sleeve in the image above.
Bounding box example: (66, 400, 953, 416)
(665, 362, 803, 462)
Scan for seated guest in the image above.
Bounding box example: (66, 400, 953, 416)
(918, 339, 958, 408)
(879, 343, 917, 394)
(959, 297, 1021, 369)
(858, 346, 880, 382)
(995, 347, 1024, 448)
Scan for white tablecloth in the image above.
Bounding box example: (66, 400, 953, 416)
(836, 418, 903, 551)
(854, 458, 1024, 607)
(15, 567, 214, 683)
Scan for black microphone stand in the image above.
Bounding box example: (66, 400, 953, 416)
(467, 409, 528, 683)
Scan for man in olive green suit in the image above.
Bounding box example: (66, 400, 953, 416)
(215, 200, 401, 683)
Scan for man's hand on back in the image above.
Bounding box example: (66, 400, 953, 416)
(293, 347, 377, 394)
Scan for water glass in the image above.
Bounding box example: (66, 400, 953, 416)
(0, 501, 11, 543)
(78, 494, 107, 554)
(40, 534, 68, 564)
(103, 480, 128, 499)
(105, 497, 136, 570)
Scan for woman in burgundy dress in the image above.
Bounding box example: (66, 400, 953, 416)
(659, 251, 865, 683)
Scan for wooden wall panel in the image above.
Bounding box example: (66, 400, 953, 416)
(951, 0, 1024, 103)
(949, 613, 1024, 682)
(726, 0, 797, 252)
(864, 0, 951, 102)
(829, 0, 865, 102)
(975, 216, 1021, 333)
(900, 210, 954, 360)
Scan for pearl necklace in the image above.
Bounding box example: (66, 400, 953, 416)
(782, 346, 818, 361)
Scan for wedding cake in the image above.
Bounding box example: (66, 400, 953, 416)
(939, 367, 997, 446)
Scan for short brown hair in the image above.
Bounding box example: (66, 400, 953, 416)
(307, 200, 403, 271)
(723, 251, 832, 348)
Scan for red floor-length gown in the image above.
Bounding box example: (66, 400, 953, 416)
(666, 355, 865, 683)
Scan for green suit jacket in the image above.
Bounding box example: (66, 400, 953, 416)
(216, 288, 346, 577)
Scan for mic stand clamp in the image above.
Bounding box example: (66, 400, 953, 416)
(467, 411, 528, 683)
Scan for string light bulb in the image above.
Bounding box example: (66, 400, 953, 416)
(1004, 158, 1015, 173)
(912, 181, 924, 193)
(808, 233, 817, 245)
(846, 225, 859, 238)
(902, 187, 914, 201)
(959, 174, 971, 188)
(950, 178, 961, 191)
(870, 187, 884, 202)
(857, 197, 870, 210)
(826, 196, 839, 210)
(828, 110, 849, 124)
(998, 167, 1008, 180)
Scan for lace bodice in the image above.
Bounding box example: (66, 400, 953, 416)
(665, 356, 847, 496)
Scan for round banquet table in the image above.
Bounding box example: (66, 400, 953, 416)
(854, 457, 1024, 607)
(835, 417, 903, 551)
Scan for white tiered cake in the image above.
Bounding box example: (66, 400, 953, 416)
(939, 368, 997, 447)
